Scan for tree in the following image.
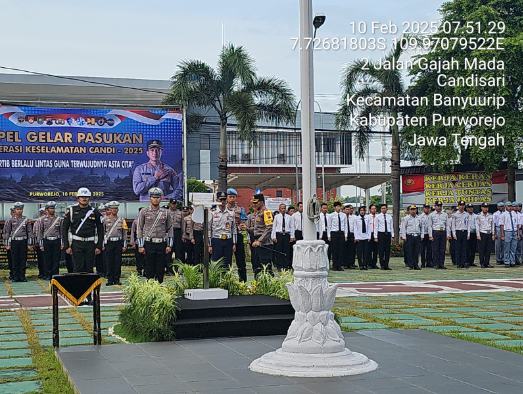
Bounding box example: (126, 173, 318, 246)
(335, 38, 411, 243)
(187, 177, 209, 193)
(166, 44, 296, 192)
(402, 0, 523, 200)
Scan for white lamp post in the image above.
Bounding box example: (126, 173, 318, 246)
(249, 0, 378, 377)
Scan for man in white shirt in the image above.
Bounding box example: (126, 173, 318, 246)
(327, 201, 348, 271)
(344, 204, 357, 269)
(317, 203, 331, 262)
(419, 204, 433, 268)
(353, 206, 371, 270)
(292, 202, 304, 241)
(493, 202, 505, 265)
(271, 204, 295, 270)
(366, 205, 379, 269)
(374, 204, 394, 270)
(500, 202, 518, 267)
(516, 202, 522, 265)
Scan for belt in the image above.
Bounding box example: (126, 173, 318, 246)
(434, 228, 445, 231)
(457, 230, 467, 232)
(45, 236, 59, 241)
(12, 237, 27, 241)
(332, 231, 343, 234)
(378, 232, 391, 235)
(480, 231, 492, 234)
(214, 235, 232, 240)
(470, 230, 476, 233)
(144, 237, 167, 243)
(108, 237, 122, 241)
(194, 230, 203, 234)
(407, 234, 420, 237)
(72, 235, 95, 242)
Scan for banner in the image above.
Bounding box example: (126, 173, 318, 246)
(265, 197, 293, 212)
(401, 170, 508, 206)
(0, 106, 183, 202)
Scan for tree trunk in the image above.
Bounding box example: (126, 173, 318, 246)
(390, 114, 400, 245)
(218, 118, 228, 192)
(508, 164, 515, 201)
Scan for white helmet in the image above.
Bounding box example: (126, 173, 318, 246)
(77, 187, 91, 197)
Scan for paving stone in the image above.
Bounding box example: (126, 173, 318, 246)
(459, 332, 509, 339)
(38, 330, 91, 339)
(424, 326, 476, 332)
(0, 314, 20, 321)
(0, 341, 29, 350)
(492, 340, 523, 347)
(395, 318, 438, 326)
(40, 336, 95, 347)
(0, 357, 33, 368)
(471, 311, 514, 317)
(501, 331, 523, 337)
(0, 320, 22, 328)
(485, 304, 523, 310)
(341, 322, 388, 330)
(356, 309, 391, 314)
(31, 317, 78, 325)
(473, 323, 523, 331)
(0, 369, 38, 380)
(375, 314, 425, 320)
(419, 312, 463, 318)
(500, 317, 523, 322)
(402, 308, 438, 313)
(451, 318, 494, 324)
(443, 307, 483, 312)
(0, 380, 42, 394)
(0, 333, 27, 341)
(339, 316, 367, 323)
(0, 348, 31, 358)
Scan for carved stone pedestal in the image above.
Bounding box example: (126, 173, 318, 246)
(249, 240, 378, 377)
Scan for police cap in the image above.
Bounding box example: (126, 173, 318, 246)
(147, 140, 162, 150)
(182, 206, 189, 211)
(98, 204, 106, 211)
(466, 203, 474, 208)
(227, 188, 238, 196)
(409, 205, 417, 210)
(216, 191, 227, 200)
(107, 201, 120, 209)
(148, 187, 163, 197)
(497, 202, 504, 207)
(512, 202, 519, 207)
(481, 202, 489, 208)
(9, 206, 15, 212)
(423, 204, 429, 208)
(38, 207, 46, 214)
(434, 201, 442, 206)
(45, 201, 57, 208)
(504, 201, 511, 206)
(169, 198, 177, 204)
(13, 202, 24, 209)
(252, 193, 264, 202)
(458, 200, 465, 206)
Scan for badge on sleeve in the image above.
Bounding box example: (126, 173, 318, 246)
(264, 210, 273, 226)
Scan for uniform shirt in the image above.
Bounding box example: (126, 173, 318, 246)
(500, 210, 518, 232)
(62, 204, 104, 249)
(168, 208, 183, 229)
(493, 210, 504, 227)
(182, 215, 193, 240)
(33, 217, 43, 242)
(401, 215, 424, 239)
(208, 207, 237, 243)
(227, 203, 246, 230)
(292, 211, 304, 232)
(466, 213, 477, 236)
(518, 212, 523, 234)
(419, 213, 431, 234)
(427, 211, 450, 237)
(271, 213, 295, 239)
(475, 212, 494, 236)
(37, 215, 63, 245)
(3, 216, 33, 246)
(318, 212, 329, 234)
(374, 212, 394, 239)
(132, 162, 182, 201)
(366, 213, 378, 235)
(192, 218, 203, 232)
(103, 216, 128, 247)
(130, 219, 138, 246)
(347, 214, 355, 234)
(246, 213, 256, 241)
(327, 211, 348, 238)
(353, 214, 371, 240)
(452, 211, 468, 236)
(253, 207, 273, 245)
(136, 206, 173, 248)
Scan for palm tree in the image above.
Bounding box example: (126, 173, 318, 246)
(335, 38, 410, 242)
(166, 44, 296, 192)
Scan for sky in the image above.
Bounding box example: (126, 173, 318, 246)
(0, 0, 447, 196)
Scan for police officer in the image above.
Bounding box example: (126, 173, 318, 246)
(34, 207, 46, 278)
(5, 207, 16, 280)
(500, 202, 518, 267)
(103, 201, 128, 286)
(515, 202, 523, 265)
(182, 206, 194, 265)
(271, 203, 295, 270)
(401, 205, 423, 270)
(465, 203, 479, 267)
(62, 188, 104, 287)
(353, 206, 371, 270)
(451, 201, 469, 268)
(130, 208, 145, 276)
(3, 202, 33, 282)
(136, 188, 173, 283)
(476, 202, 495, 268)
(428, 201, 450, 269)
(419, 204, 433, 268)
(132, 140, 182, 201)
(374, 204, 394, 270)
(95, 204, 107, 277)
(208, 192, 236, 268)
(227, 188, 247, 282)
(38, 201, 63, 280)
(251, 193, 274, 278)
(493, 202, 505, 265)
(246, 200, 257, 265)
(167, 198, 184, 270)
(189, 206, 204, 266)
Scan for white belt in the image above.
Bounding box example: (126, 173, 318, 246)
(72, 235, 95, 241)
(144, 237, 166, 243)
(12, 237, 27, 241)
(108, 237, 122, 241)
(45, 236, 59, 241)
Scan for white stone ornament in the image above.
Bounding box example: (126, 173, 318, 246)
(249, 240, 378, 377)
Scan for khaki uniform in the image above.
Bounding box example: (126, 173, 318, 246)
(228, 203, 247, 281)
(182, 215, 194, 264)
(3, 216, 33, 281)
(103, 216, 129, 284)
(252, 207, 273, 277)
(169, 208, 184, 265)
(38, 215, 63, 278)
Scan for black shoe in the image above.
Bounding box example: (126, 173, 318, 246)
(505, 264, 511, 268)
(106, 282, 113, 286)
(21, 278, 27, 282)
(426, 264, 434, 268)
(511, 264, 516, 267)
(414, 267, 421, 270)
(115, 281, 122, 286)
(408, 267, 414, 270)
(385, 267, 392, 270)
(497, 261, 504, 265)
(486, 265, 494, 268)
(441, 266, 447, 269)
(421, 264, 426, 268)
(470, 263, 478, 267)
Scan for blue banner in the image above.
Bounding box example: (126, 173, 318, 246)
(0, 106, 183, 202)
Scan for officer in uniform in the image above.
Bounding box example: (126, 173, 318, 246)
(452, 201, 469, 268)
(62, 188, 104, 291)
(103, 201, 128, 286)
(493, 202, 505, 265)
(353, 206, 371, 270)
(449, 206, 458, 265)
(95, 204, 107, 277)
(246, 201, 257, 264)
(428, 201, 450, 269)
(227, 188, 247, 281)
(208, 192, 236, 268)
(34, 207, 46, 278)
(515, 202, 523, 265)
(271, 203, 295, 270)
(130, 208, 145, 276)
(401, 205, 423, 270)
(419, 204, 433, 268)
(167, 198, 183, 270)
(465, 203, 479, 267)
(136, 187, 173, 283)
(182, 206, 194, 265)
(328, 202, 348, 271)
(500, 202, 519, 267)
(475, 202, 495, 268)
(251, 193, 273, 278)
(38, 201, 63, 280)
(374, 204, 394, 270)
(3, 202, 33, 282)
(5, 207, 16, 280)
(189, 206, 204, 266)
(132, 140, 182, 201)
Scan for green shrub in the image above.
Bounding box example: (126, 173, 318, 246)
(173, 262, 203, 291)
(119, 273, 178, 341)
(208, 259, 226, 288)
(219, 266, 250, 296)
(250, 267, 293, 300)
(390, 242, 404, 257)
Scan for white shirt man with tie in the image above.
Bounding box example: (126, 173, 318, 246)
(465, 203, 479, 267)
(366, 205, 379, 269)
(493, 202, 505, 265)
(344, 204, 357, 269)
(271, 204, 295, 270)
(327, 201, 348, 271)
(317, 203, 331, 262)
(373, 204, 394, 270)
(500, 202, 519, 267)
(353, 206, 371, 270)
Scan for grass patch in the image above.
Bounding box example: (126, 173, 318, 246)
(113, 323, 149, 343)
(448, 332, 523, 354)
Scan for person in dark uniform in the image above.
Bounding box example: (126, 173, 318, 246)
(317, 203, 331, 262)
(167, 198, 183, 271)
(95, 204, 107, 277)
(37, 201, 63, 280)
(34, 207, 46, 278)
(130, 208, 145, 276)
(189, 206, 204, 266)
(271, 203, 294, 270)
(5, 207, 15, 280)
(419, 204, 433, 268)
(251, 193, 274, 278)
(227, 188, 248, 282)
(449, 206, 457, 265)
(182, 206, 194, 265)
(353, 206, 371, 270)
(208, 192, 236, 268)
(246, 202, 257, 268)
(366, 205, 379, 269)
(3, 202, 33, 282)
(103, 201, 128, 286)
(428, 201, 450, 269)
(465, 203, 479, 267)
(401, 205, 423, 270)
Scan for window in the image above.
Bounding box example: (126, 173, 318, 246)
(200, 135, 210, 150)
(276, 190, 283, 197)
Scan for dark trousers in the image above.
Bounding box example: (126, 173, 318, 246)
(11, 239, 28, 281)
(183, 239, 194, 265)
(65, 252, 74, 273)
(330, 231, 345, 270)
(95, 248, 105, 275)
(7, 249, 13, 278)
(134, 246, 145, 274)
(71, 240, 95, 273)
(43, 239, 61, 278)
(377, 232, 392, 269)
(431, 230, 447, 268)
(275, 233, 291, 270)
(449, 238, 456, 265)
(295, 230, 303, 241)
(368, 238, 379, 268)
(455, 230, 467, 267)
(420, 236, 433, 267)
(144, 241, 167, 283)
(320, 231, 331, 261)
(253, 245, 273, 278)
(173, 228, 184, 264)
(467, 232, 478, 266)
(356, 239, 369, 268)
(36, 248, 44, 276)
(105, 240, 123, 283)
(345, 233, 356, 267)
(193, 230, 204, 267)
(405, 235, 421, 268)
(211, 238, 233, 267)
(234, 232, 247, 282)
(477, 233, 493, 267)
